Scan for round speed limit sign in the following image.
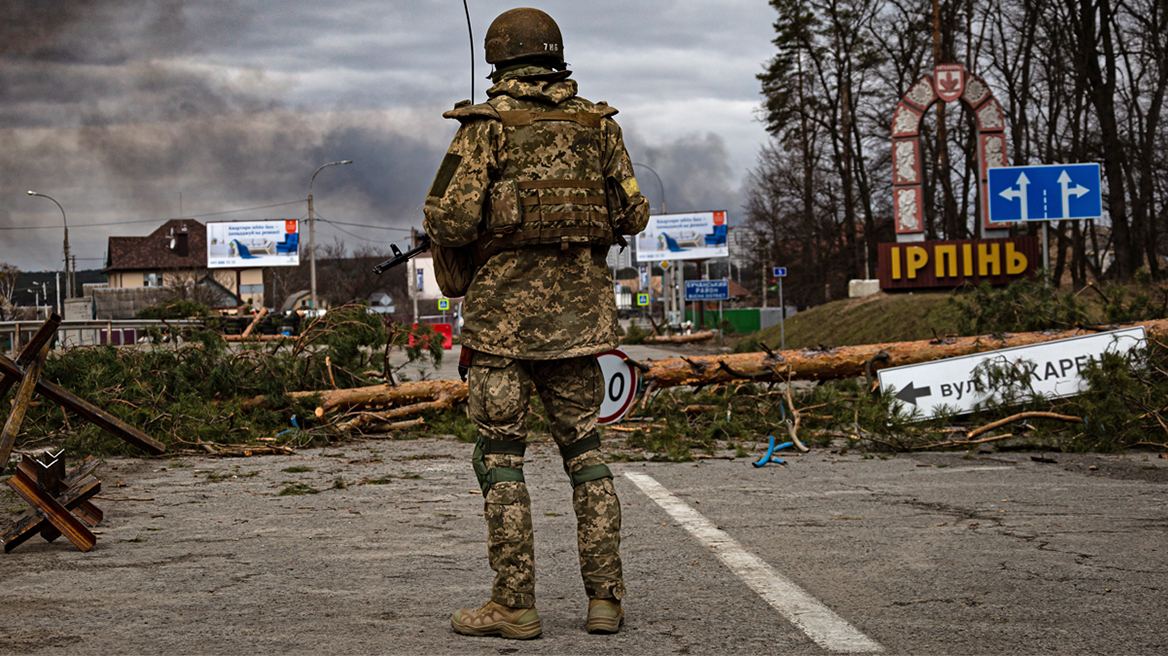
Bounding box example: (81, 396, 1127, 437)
(596, 349, 639, 425)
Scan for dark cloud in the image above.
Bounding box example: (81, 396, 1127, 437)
(1, 1, 773, 270)
(627, 132, 740, 222)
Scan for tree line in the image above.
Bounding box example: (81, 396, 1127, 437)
(744, 0, 1168, 308)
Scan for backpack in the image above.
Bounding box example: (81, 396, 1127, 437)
(431, 242, 477, 298)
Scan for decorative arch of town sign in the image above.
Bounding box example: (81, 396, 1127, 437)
(891, 63, 1010, 238)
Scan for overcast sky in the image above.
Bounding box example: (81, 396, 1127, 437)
(1, 0, 777, 272)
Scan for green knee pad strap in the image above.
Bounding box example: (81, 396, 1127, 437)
(568, 464, 612, 488)
(472, 434, 527, 494)
(561, 434, 611, 487)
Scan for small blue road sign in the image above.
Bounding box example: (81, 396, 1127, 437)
(685, 280, 730, 301)
(438, 298, 450, 311)
(636, 292, 650, 306)
(988, 163, 1102, 223)
(772, 267, 787, 277)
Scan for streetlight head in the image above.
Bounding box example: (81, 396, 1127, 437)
(27, 190, 36, 196)
(341, 160, 353, 165)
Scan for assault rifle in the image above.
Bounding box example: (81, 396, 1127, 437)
(373, 233, 474, 381)
(372, 234, 431, 274)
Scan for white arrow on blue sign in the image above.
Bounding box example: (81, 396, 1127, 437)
(988, 163, 1102, 222)
(772, 267, 787, 277)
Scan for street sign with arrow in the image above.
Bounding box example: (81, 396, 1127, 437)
(987, 163, 1102, 223)
(878, 327, 1145, 418)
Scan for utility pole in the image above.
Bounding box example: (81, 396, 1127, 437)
(27, 191, 71, 300)
(411, 227, 420, 325)
(307, 160, 353, 313)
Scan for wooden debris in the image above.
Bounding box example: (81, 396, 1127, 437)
(641, 330, 718, 344)
(0, 315, 165, 456)
(967, 411, 1083, 439)
(286, 378, 468, 414)
(276, 318, 1168, 428)
(3, 454, 103, 553)
(208, 445, 296, 457)
(636, 318, 1168, 388)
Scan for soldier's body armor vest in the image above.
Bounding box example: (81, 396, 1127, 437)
(477, 96, 617, 260)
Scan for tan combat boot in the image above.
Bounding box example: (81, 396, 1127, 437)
(586, 598, 624, 634)
(451, 600, 542, 639)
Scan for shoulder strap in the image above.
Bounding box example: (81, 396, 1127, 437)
(442, 100, 501, 123)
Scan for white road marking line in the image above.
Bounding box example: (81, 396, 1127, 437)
(624, 472, 883, 653)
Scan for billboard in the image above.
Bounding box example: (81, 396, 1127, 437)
(635, 210, 729, 262)
(207, 220, 300, 268)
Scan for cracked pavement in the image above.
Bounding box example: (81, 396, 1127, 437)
(0, 440, 1165, 655)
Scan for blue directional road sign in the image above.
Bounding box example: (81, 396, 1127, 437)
(988, 163, 1102, 223)
(685, 280, 729, 301)
(772, 267, 787, 277)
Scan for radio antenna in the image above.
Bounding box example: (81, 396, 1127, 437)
(462, 0, 474, 101)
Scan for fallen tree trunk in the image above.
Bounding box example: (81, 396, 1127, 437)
(641, 330, 718, 344)
(635, 318, 1168, 388)
(285, 379, 468, 414)
(285, 319, 1168, 428)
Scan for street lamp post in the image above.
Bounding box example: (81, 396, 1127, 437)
(27, 191, 72, 301)
(631, 162, 666, 215)
(307, 160, 353, 313)
(632, 163, 675, 324)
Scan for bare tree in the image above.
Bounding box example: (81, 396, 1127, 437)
(0, 263, 19, 321)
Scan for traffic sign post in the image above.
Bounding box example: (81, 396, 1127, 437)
(878, 327, 1145, 419)
(769, 267, 787, 350)
(684, 280, 729, 301)
(988, 164, 1102, 223)
(596, 349, 639, 425)
(988, 163, 1103, 275)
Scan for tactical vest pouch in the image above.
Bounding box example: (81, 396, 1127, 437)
(486, 179, 522, 236)
(431, 243, 477, 298)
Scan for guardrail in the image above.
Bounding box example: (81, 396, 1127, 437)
(1, 319, 206, 356)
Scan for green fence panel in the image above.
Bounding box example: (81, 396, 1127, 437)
(685, 308, 761, 334)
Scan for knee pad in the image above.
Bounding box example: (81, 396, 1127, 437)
(561, 434, 612, 488)
(472, 434, 527, 494)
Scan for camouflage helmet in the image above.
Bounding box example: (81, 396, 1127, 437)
(484, 8, 564, 67)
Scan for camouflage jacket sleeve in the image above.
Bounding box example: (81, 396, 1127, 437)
(422, 118, 503, 247)
(601, 116, 650, 236)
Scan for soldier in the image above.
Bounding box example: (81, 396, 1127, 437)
(422, 7, 650, 639)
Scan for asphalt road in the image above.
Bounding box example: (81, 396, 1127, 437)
(1, 440, 1164, 655)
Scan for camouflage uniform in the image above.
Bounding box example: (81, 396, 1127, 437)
(424, 66, 649, 609)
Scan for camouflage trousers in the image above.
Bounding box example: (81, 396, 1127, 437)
(468, 351, 626, 609)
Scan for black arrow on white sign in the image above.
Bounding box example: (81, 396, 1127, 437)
(894, 381, 932, 406)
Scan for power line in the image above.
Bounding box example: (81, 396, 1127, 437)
(1, 199, 307, 231)
(312, 213, 411, 244)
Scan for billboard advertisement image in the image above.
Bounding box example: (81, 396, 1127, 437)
(635, 210, 729, 262)
(207, 220, 300, 268)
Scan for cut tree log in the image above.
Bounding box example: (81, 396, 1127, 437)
(285, 379, 468, 414)
(641, 330, 717, 344)
(284, 319, 1168, 427)
(635, 318, 1168, 388)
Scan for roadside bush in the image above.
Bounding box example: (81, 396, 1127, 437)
(16, 306, 442, 455)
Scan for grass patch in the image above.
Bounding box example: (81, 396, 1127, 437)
(282, 466, 313, 473)
(277, 483, 320, 496)
(361, 476, 394, 485)
(739, 292, 961, 352)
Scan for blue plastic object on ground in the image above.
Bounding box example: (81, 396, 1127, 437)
(752, 435, 794, 467)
